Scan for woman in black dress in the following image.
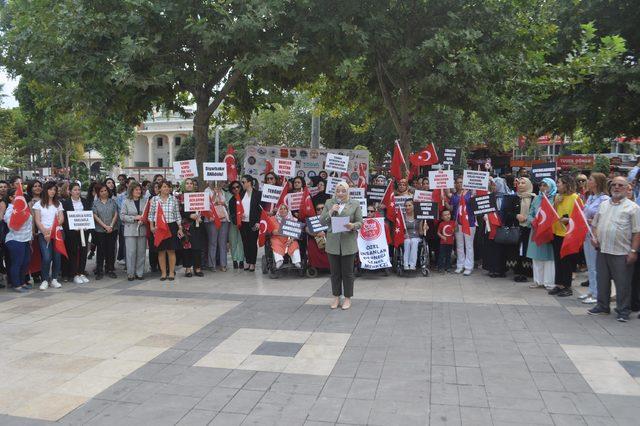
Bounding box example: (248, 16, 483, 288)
(180, 178, 206, 277)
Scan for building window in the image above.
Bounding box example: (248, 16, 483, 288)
(175, 137, 181, 146)
(157, 137, 163, 147)
(158, 158, 163, 167)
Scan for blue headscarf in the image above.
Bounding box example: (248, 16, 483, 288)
(541, 177, 557, 198)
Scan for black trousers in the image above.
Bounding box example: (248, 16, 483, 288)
(66, 230, 88, 277)
(328, 253, 356, 298)
(95, 232, 117, 274)
(182, 248, 202, 269)
(239, 222, 258, 264)
(631, 259, 640, 312)
(552, 235, 576, 288)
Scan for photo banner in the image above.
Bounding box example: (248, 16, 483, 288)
(357, 218, 391, 270)
(242, 145, 369, 184)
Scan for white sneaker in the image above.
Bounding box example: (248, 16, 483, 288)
(582, 296, 597, 304)
(73, 276, 84, 285)
(39, 280, 49, 291)
(50, 279, 62, 288)
(463, 270, 472, 276)
(275, 260, 283, 269)
(455, 268, 463, 274)
(80, 275, 90, 283)
(577, 294, 590, 300)
(294, 262, 301, 268)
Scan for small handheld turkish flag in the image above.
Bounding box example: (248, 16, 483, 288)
(531, 193, 559, 246)
(9, 181, 31, 231)
(393, 207, 406, 248)
(457, 195, 471, 236)
(381, 180, 396, 222)
(153, 201, 172, 247)
(51, 214, 68, 259)
(298, 186, 315, 221)
(560, 199, 590, 258)
(224, 146, 238, 182)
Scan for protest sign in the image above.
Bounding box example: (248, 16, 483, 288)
(326, 176, 346, 195)
(413, 189, 433, 202)
(308, 186, 320, 197)
(428, 170, 454, 189)
(462, 170, 490, 191)
(531, 162, 557, 183)
(274, 158, 296, 177)
(357, 218, 392, 270)
(202, 162, 227, 181)
(348, 187, 367, 213)
(306, 215, 328, 233)
(469, 194, 497, 215)
(173, 159, 198, 180)
(286, 192, 303, 211)
(184, 192, 210, 212)
(67, 211, 96, 230)
(261, 184, 284, 204)
(366, 185, 387, 203)
(395, 195, 413, 214)
(439, 148, 461, 167)
(280, 219, 304, 239)
(325, 153, 350, 173)
(415, 202, 439, 220)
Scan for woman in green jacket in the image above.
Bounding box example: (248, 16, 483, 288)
(320, 182, 363, 310)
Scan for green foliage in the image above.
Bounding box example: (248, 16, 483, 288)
(593, 155, 610, 174)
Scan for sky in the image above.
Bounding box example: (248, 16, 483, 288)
(0, 67, 19, 108)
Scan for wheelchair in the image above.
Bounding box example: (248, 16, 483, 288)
(260, 235, 306, 279)
(393, 237, 430, 277)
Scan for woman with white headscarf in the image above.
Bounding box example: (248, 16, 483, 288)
(514, 177, 534, 282)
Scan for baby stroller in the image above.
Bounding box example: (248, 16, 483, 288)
(393, 237, 431, 277)
(261, 234, 306, 279)
(305, 233, 330, 277)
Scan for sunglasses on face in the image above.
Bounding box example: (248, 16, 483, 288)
(232, 186, 240, 190)
(367, 209, 375, 213)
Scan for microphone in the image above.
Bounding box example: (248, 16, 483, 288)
(332, 201, 344, 216)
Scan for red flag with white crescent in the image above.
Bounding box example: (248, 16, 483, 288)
(390, 141, 406, 181)
(51, 214, 68, 258)
(153, 201, 172, 247)
(357, 163, 367, 189)
(234, 193, 244, 229)
(258, 209, 269, 247)
(9, 181, 31, 231)
(224, 146, 238, 182)
(560, 199, 590, 258)
(381, 180, 396, 222)
(409, 143, 439, 166)
(457, 194, 471, 236)
(298, 186, 315, 221)
(531, 193, 559, 246)
(393, 207, 406, 248)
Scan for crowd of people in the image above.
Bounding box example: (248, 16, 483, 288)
(0, 161, 639, 320)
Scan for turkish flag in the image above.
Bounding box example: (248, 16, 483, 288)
(560, 199, 590, 258)
(487, 212, 502, 240)
(139, 199, 152, 238)
(457, 195, 471, 236)
(51, 214, 68, 258)
(202, 194, 222, 229)
(264, 160, 273, 176)
(276, 180, 289, 208)
(9, 181, 31, 231)
(432, 188, 446, 211)
(409, 143, 439, 166)
(298, 186, 315, 221)
(357, 163, 367, 189)
(153, 201, 172, 247)
(407, 163, 420, 182)
(393, 207, 406, 248)
(234, 193, 244, 229)
(224, 146, 238, 182)
(381, 180, 396, 222)
(531, 194, 559, 246)
(258, 209, 270, 247)
(390, 141, 406, 181)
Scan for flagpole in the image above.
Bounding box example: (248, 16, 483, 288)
(575, 199, 594, 239)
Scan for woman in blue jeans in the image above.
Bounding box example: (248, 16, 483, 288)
(33, 181, 64, 290)
(4, 188, 34, 292)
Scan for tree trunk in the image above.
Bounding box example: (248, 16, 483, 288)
(193, 99, 210, 189)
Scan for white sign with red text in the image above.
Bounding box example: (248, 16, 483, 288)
(184, 192, 210, 212)
(274, 158, 296, 177)
(173, 159, 198, 180)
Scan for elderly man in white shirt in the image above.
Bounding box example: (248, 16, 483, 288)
(589, 176, 640, 322)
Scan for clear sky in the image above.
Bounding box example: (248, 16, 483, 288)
(0, 67, 19, 108)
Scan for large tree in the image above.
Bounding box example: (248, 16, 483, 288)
(1, 0, 342, 181)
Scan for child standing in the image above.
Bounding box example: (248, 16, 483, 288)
(437, 210, 455, 272)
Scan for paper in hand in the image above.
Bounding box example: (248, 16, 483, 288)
(331, 216, 350, 233)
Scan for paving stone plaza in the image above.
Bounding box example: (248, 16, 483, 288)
(1, 262, 640, 425)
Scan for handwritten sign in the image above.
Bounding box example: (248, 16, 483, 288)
(439, 148, 461, 167)
(274, 158, 296, 177)
(260, 184, 284, 204)
(306, 215, 328, 233)
(326, 176, 346, 195)
(184, 192, 210, 212)
(67, 211, 95, 230)
(279, 219, 304, 239)
(415, 202, 438, 220)
(173, 159, 198, 180)
(413, 189, 433, 202)
(462, 170, 489, 191)
(203, 162, 227, 181)
(286, 192, 303, 211)
(428, 170, 454, 190)
(531, 162, 557, 183)
(469, 194, 497, 215)
(325, 153, 350, 173)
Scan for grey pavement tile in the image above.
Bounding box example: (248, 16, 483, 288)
(619, 361, 640, 377)
(172, 350, 209, 366)
(337, 398, 374, 425)
(243, 371, 280, 391)
(171, 366, 231, 387)
(581, 415, 619, 426)
(456, 367, 483, 385)
(218, 369, 255, 389)
(275, 373, 327, 385)
(432, 350, 456, 366)
(551, 414, 588, 426)
(195, 387, 238, 411)
(304, 421, 336, 426)
(431, 383, 461, 406)
(490, 408, 553, 425)
(330, 360, 360, 378)
(362, 347, 388, 362)
(83, 402, 139, 426)
(156, 383, 212, 398)
(455, 351, 480, 368)
(150, 348, 188, 364)
(321, 377, 354, 398)
(460, 406, 492, 425)
(95, 379, 144, 402)
(118, 381, 164, 404)
(59, 398, 113, 425)
(307, 396, 344, 423)
(269, 380, 324, 396)
(175, 409, 218, 425)
(376, 378, 430, 402)
(0, 415, 55, 425)
(367, 400, 429, 426)
(356, 361, 384, 379)
(557, 374, 593, 393)
(209, 412, 246, 426)
(338, 346, 365, 362)
(487, 396, 547, 412)
(596, 394, 640, 420)
(531, 372, 565, 391)
(458, 385, 488, 408)
(221, 389, 265, 414)
(347, 378, 378, 400)
(252, 341, 303, 357)
(485, 378, 540, 400)
(540, 391, 609, 416)
(126, 361, 167, 381)
(431, 365, 458, 384)
(430, 403, 462, 426)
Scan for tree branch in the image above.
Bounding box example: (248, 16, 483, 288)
(375, 60, 402, 135)
(202, 68, 243, 120)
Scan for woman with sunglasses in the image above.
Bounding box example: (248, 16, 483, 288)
(227, 181, 245, 269)
(33, 181, 65, 290)
(229, 175, 262, 271)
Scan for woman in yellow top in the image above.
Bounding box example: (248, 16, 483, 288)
(549, 175, 580, 297)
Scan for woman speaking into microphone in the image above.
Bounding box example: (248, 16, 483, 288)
(320, 182, 363, 310)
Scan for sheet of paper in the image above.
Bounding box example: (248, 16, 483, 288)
(331, 216, 350, 233)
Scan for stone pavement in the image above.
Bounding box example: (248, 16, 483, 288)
(1, 261, 639, 425)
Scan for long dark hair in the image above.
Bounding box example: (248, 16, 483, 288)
(26, 179, 43, 198)
(40, 181, 60, 207)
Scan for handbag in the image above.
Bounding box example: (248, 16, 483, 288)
(494, 226, 520, 245)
